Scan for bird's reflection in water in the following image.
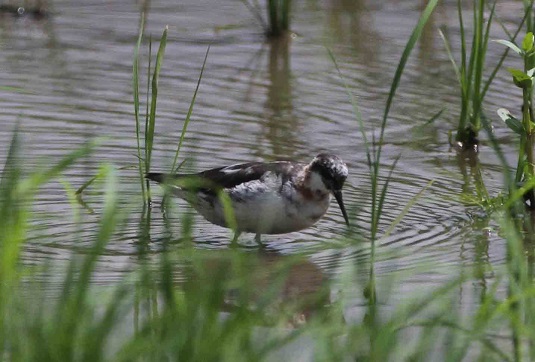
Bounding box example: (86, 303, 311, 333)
(181, 247, 330, 328)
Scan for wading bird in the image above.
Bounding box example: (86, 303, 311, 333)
(147, 153, 349, 243)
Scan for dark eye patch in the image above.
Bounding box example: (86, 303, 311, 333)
(332, 177, 345, 190)
(318, 167, 332, 181)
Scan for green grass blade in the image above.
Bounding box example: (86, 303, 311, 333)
(378, 0, 439, 157)
(465, 0, 479, 96)
(476, 0, 495, 105)
(382, 180, 434, 240)
(218, 191, 238, 240)
(371, 0, 438, 240)
(0, 132, 95, 354)
(373, 155, 400, 240)
(458, 0, 467, 79)
(145, 26, 168, 173)
(482, 3, 529, 99)
(469, 0, 486, 130)
(0, 129, 24, 310)
(75, 173, 100, 196)
(77, 166, 119, 302)
(171, 45, 210, 174)
(0, 125, 21, 196)
(133, 15, 146, 199)
(53, 165, 121, 359)
(327, 48, 372, 170)
(482, 2, 496, 57)
(480, 114, 514, 191)
(82, 286, 129, 361)
(424, 108, 445, 126)
(144, 37, 152, 171)
(438, 29, 461, 86)
(524, 0, 534, 32)
(457, 0, 468, 133)
(503, 177, 535, 209)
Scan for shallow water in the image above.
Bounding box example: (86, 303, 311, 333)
(0, 0, 530, 356)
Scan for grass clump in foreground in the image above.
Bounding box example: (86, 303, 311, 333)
(0, 131, 318, 360)
(0, 131, 533, 360)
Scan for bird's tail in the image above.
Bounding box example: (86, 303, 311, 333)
(145, 172, 194, 201)
(145, 172, 169, 184)
(146, 172, 215, 192)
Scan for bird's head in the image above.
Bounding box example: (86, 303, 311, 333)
(308, 153, 349, 226)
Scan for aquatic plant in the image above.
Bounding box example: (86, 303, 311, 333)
(481, 106, 535, 361)
(439, 0, 495, 150)
(497, 33, 535, 208)
(133, 21, 168, 204)
(524, 0, 535, 34)
(133, 20, 208, 206)
(491, 0, 535, 206)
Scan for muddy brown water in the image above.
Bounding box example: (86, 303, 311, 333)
(0, 0, 529, 356)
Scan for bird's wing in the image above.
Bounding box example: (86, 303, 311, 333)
(197, 161, 301, 190)
(147, 161, 301, 193)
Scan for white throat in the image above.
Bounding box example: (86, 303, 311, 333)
(307, 171, 329, 194)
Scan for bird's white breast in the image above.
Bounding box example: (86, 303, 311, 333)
(193, 172, 331, 234)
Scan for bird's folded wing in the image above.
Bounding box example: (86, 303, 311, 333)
(147, 161, 299, 192)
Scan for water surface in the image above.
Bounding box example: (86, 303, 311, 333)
(0, 0, 528, 355)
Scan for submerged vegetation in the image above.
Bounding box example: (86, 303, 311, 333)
(4, 0, 535, 360)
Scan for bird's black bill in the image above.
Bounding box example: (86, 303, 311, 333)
(333, 190, 350, 226)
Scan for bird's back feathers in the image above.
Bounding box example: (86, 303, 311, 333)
(146, 161, 301, 193)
